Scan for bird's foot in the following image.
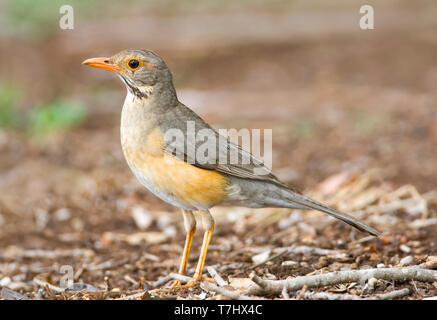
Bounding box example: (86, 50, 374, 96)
(167, 274, 214, 289)
(168, 280, 183, 288)
(181, 274, 214, 288)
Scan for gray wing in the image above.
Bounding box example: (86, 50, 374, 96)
(160, 103, 288, 187)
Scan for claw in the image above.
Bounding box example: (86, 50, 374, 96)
(181, 278, 200, 288)
(168, 280, 183, 288)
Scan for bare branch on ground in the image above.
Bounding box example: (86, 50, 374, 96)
(200, 281, 261, 300)
(207, 266, 228, 286)
(301, 287, 412, 300)
(248, 266, 437, 296)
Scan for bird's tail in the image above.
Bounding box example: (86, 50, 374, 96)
(284, 189, 380, 236)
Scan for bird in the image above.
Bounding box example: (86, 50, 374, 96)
(82, 49, 380, 288)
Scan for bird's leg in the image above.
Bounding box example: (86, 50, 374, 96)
(182, 210, 215, 288)
(168, 209, 196, 288)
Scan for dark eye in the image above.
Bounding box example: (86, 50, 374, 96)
(128, 59, 140, 69)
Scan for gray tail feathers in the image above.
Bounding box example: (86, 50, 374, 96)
(284, 190, 380, 236)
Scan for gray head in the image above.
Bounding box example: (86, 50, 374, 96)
(83, 49, 175, 99)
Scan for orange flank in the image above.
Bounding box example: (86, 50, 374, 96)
(122, 127, 229, 208)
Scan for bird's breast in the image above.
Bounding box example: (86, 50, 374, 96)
(120, 93, 229, 210)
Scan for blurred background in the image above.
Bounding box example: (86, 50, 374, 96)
(0, 0, 436, 299)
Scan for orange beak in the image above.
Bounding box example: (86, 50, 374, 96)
(82, 57, 124, 72)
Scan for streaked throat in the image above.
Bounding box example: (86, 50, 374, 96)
(118, 74, 153, 99)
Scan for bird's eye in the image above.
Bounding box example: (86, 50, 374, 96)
(128, 59, 140, 69)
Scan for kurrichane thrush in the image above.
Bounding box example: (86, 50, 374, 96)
(83, 49, 379, 288)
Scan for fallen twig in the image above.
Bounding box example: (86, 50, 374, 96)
(419, 256, 437, 270)
(350, 233, 388, 245)
(251, 249, 287, 269)
(301, 287, 412, 300)
(200, 282, 260, 300)
(85, 259, 127, 271)
(410, 218, 437, 229)
(149, 272, 258, 300)
(150, 272, 260, 301)
(207, 266, 228, 286)
(277, 245, 348, 259)
(1, 248, 94, 260)
(33, 277, 65, 293)
(302, 291, 361, 300)
(372, 288, 413, 300)
(114, 291, 148, 300)
(248, 267, 437, 296)
(150, 273, 192, 289)
(124, 274, 140, 287)
(0, 287, 32, 300)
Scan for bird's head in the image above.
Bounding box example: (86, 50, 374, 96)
(82, 49, 174, 99)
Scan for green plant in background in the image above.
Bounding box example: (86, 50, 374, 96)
(292, 118, 318, 139)
(4, 0, 62, 40)
(352, 110, 382, 135)
(3, 0, 99, 40)
(0, 85, 23, 128)
(0, 83, 87, 136)
(28, 100, 87, 136)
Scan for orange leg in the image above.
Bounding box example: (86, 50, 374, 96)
(183, 210, 215, 288)
(169, 210, 196, 288)
(177, 227, 195, 275)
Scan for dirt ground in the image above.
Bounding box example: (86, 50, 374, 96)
(0, 2, 436, 300)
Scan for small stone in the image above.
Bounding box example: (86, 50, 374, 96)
(278, 211, 302, 229)
(123, 232, 168, 245)
(264, 273, 277, 280)
(281, 260, 299, 270)
(197, 292, 207, 299)
(163, 226, 177, 237)
(156, 214, 172, 230)
(101, 232, 116, 246)
(84, 249, 95, 258)
(400, 244, 411, 253)
(54, 208, 71, 221)
(359, 265, 373, 270)
(251, 249, 271, 264)
(228, 277, 253, 289)
(377, 263, 385, 268)
(367, 277, 378, 291)
(318, 256, 329, 268)
(66, 283, 99, 292)
(131, 206, 153, 229)
(399, 255, 414, 266)
(389, 255, 400, 265)
(71, 218, 84, 231)
(0, 277, 11, 286)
